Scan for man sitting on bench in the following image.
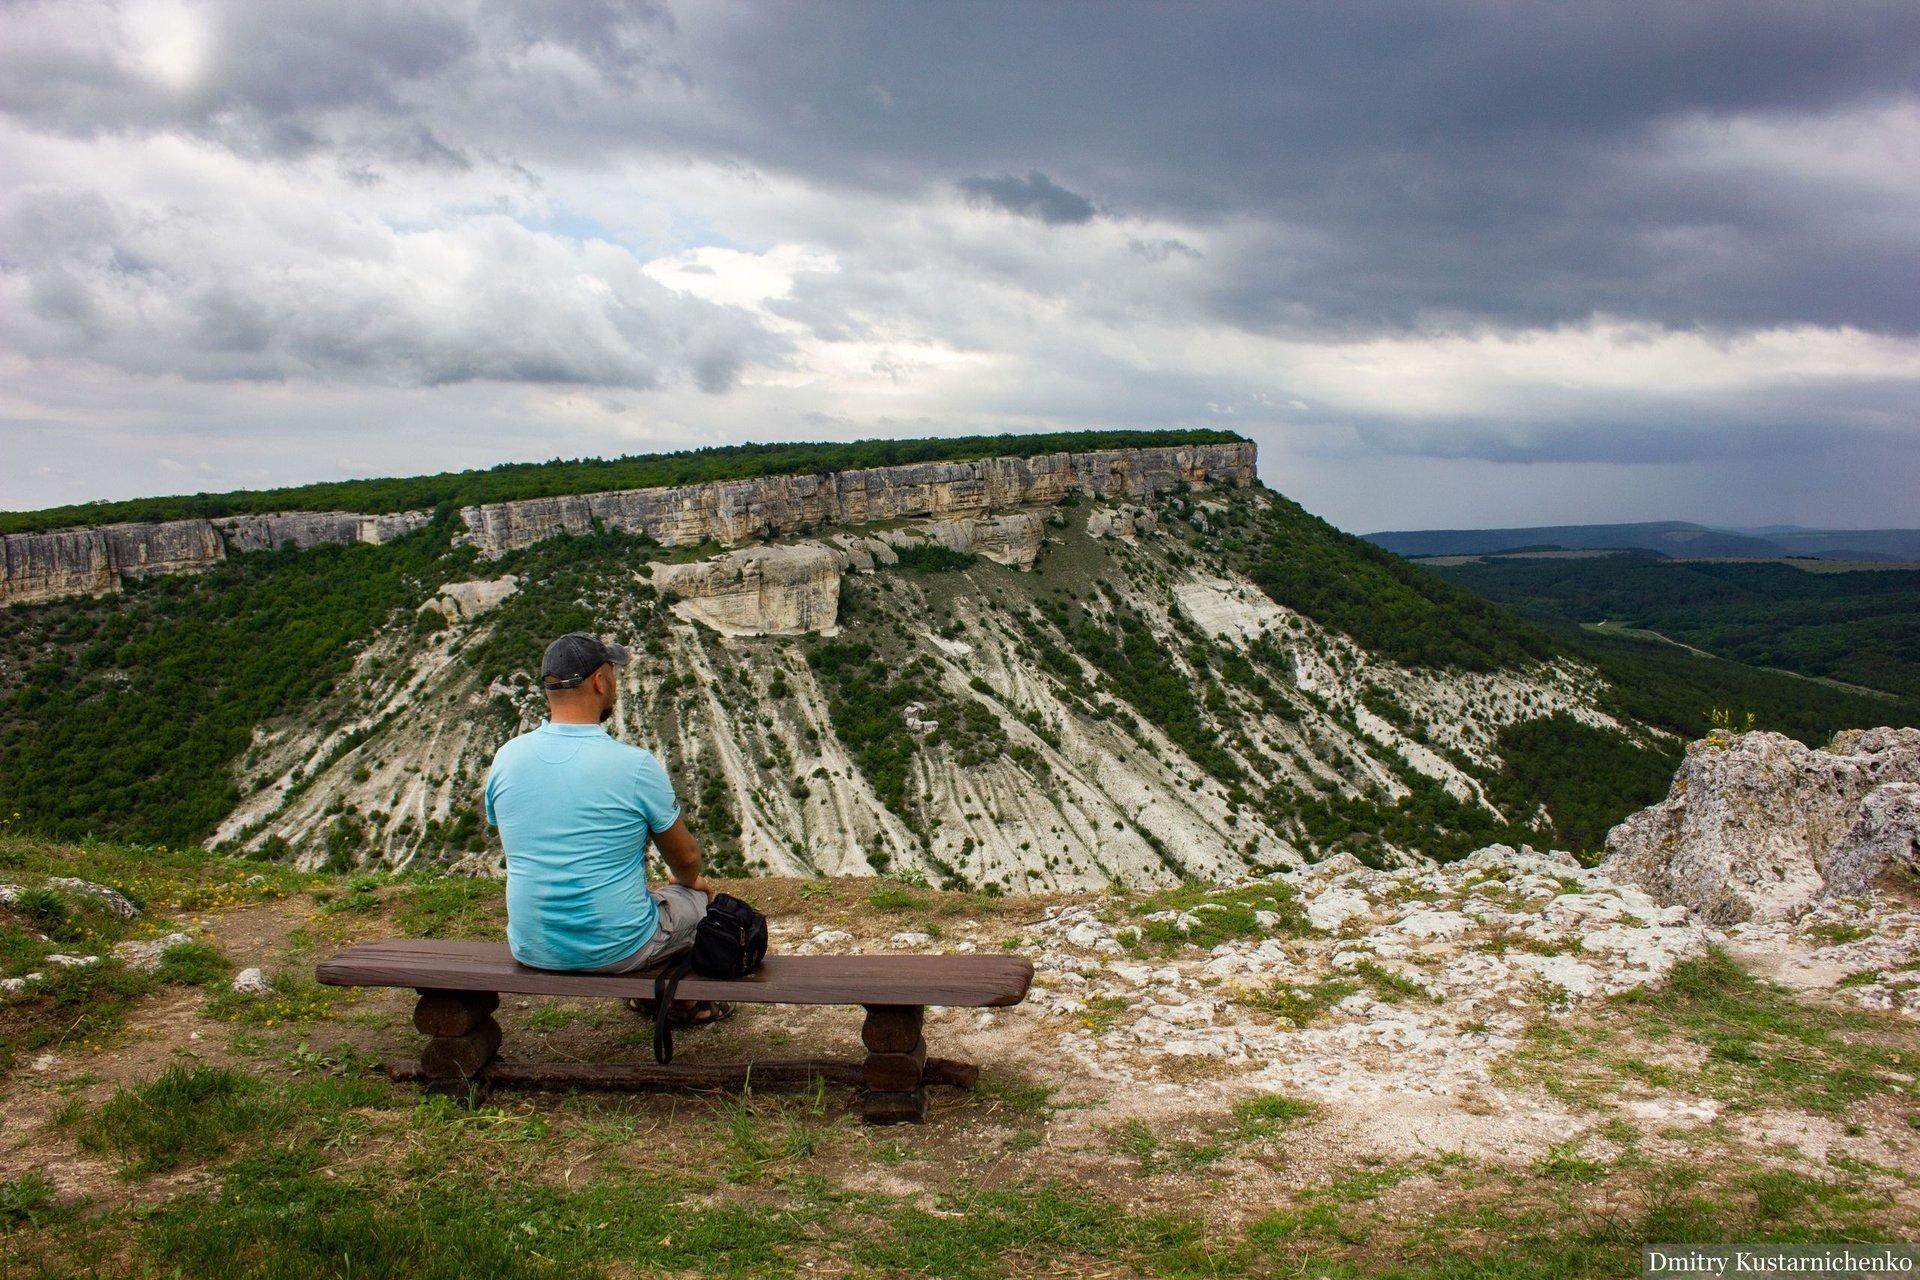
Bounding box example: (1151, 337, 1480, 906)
(484, 632, 729, 1027)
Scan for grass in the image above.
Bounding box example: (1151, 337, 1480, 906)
(0, 1174, 65, 1232)
(1237, 976, 1359, 1026)
(974, 1069, 1057, 1118)
(1507, 949, 1920, 1114)
(206, 972, 343, 1026)
(1351, 958, 1430, 1003)
(1122, 880, 1310, 954)
(393, 875, 502, 938)
(153, 939, 232, 988)
(72, 1065, 285, 1176)
(7, 1051, 1909, 1280)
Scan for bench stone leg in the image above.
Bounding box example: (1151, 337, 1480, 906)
(414, 989, 500, 1104)
(861, 1004, 928, 1125)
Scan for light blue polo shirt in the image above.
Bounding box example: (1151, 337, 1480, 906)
(483, 722, 681, 971)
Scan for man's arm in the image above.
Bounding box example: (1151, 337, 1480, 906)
(651, 818, 713, 895)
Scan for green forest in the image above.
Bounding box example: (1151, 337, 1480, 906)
(1431, 555, 1920, 700)
(0, 428, 1243, 534)
(0, 524, 458, 845)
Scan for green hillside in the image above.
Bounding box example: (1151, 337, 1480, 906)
(2, 437, 1914, 863)
(1430, 555, 1920, 700)
(0, 429, 1243, 534)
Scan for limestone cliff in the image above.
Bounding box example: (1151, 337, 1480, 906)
(0, 510, 429, 606)
(456, 442, 1253, 556)
(650, 545, 842, 637)
(1, 443, 1247, 606)
(1, 519, 227, 605)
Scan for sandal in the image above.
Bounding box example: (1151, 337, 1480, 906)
(667, 1000, 734, 1029)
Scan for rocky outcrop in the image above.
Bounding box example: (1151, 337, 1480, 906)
(458, 442, 1254, 556)
(214, 510, 429, 553)
(425, 576, 519, 622)
(875, 512, 1046, 569)
(1602, 728, 1920, 924)
(650, 544, 842, 636)
(1087, 505, 1160, 541)
(1, 510, 430, 606)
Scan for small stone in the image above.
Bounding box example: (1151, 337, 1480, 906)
(231, 967, 271, 995)
(112, 932, 194, 973)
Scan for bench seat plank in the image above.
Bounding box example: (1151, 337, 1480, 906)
(317, 939, 1033, 1008)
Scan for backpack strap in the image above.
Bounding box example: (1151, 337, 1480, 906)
(652, 954, 695, 1065)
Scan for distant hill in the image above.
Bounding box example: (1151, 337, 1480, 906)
(1366, 520, 1920, 563)
(1427, 554, 1920, 701)
(1365, 521, 1783, 559)
(1726, 526, 1920, 562)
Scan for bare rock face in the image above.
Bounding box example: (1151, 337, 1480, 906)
(215, 510, 430, 553)
(1601, 728, 1920, 924)
(459, 442, 1254, 556)
(1, 520, 227, 605)
(650, 544, 841, 636)
(1087, 505, 1160, 541)
(2, 510, 430, 606)
(876, 512, 1046, 569)
(426, 575, 519, 621)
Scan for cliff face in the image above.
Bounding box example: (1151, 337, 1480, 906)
(0, 511, 431, 606)
(457, 442, 1254, 556)
(1, 444, 1250, 607)
(651, 544, 843, 637)
(214, 510, 430, 554)
(1, 520, 226, 605)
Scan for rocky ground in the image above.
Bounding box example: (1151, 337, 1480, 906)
(4, 806, 1918, 1277)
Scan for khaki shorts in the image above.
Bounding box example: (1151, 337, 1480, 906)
(588, 884, 710, 974)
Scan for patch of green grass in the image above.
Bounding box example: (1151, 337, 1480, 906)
(1803, 921, 1871, 946)
(526, 1004, 582, 1033)
(1124, 881, 1309, 954)
(718, 1085, 836, 1186)
(974, 1070, 1055, 1118)
(1077, 993, 1131, 1034)
(1351, 958, 1429, 1003)
(1509, 949, 1920, 1115)
(73, 1065, 284, 1176)
(865, 879, 930, 914)
(849, 1180, 1222, 1280)
(206, 973, 342, 1026)
(1535, 1139, 1610, 1183)
(1230, 1093, 1319, 1138)
(314, 875, 386, 916)
(1236, 976, 1358, 1026)
(0, 1173, 66, 1232)
(0, 959, 153, 1071)
(393, 875, 501, 939)
(1109, 1118, 1161, 1166)
(153, 939, 231, 988)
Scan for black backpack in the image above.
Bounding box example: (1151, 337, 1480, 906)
(652, 893, 768, 1064)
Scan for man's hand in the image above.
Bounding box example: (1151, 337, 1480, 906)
(652, 818, 710, 896)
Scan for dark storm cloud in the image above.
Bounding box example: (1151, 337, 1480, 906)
(0, 1, 1915, 524)
(957, 171, 1096, 225)
(5, 2, 1917, 334)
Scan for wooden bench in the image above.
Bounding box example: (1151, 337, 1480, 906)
(316, 939, 1033, 1124)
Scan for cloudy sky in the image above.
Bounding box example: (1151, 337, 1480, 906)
(3, 2, 1917, 531)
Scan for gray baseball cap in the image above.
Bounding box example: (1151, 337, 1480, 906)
(539, 632, 631, 690)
